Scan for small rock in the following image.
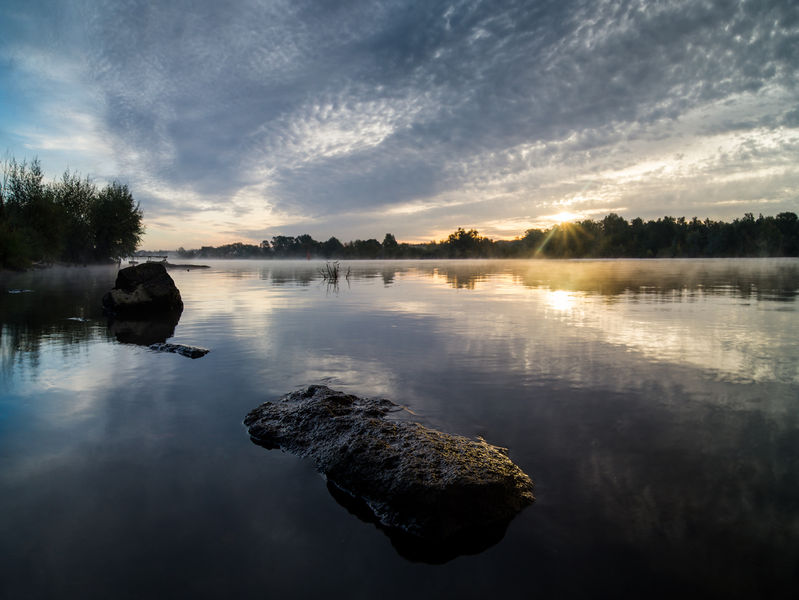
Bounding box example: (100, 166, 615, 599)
(148, 342, 209, 359)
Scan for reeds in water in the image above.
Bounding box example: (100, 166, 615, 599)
(320, 261, 350, 282)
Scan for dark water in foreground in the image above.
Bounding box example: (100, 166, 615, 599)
(1, 259, 797, 599)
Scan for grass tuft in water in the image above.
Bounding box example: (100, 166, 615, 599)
(320, 261, 350, 282)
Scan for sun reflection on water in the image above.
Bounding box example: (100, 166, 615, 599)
(545, 289, 577, 312)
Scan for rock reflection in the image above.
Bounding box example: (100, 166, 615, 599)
(326, 481, 512, 564)
(107, 312, 181, 346)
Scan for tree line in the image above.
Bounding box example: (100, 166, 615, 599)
(177, 212, 799, 260)
(0, 157, 144, 269)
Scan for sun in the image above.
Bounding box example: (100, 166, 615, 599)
(551, 211, 581, 224)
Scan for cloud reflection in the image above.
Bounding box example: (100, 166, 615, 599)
(364, 259, 799, 386)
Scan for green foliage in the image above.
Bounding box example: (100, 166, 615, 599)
(0, 221, 31, 269)
(56, 170, 97, 263)
(322, 237, 344, 258)
(344, 238, 382, 259)
(2, 158, 63, 261)
(270, 235, 299, 257)
(90, 182, 144, 261)
(519, 213, 799, 259)
(382, 233, 398, 257)
(0, 156, 144, 268)
(446, 228, 491, 257)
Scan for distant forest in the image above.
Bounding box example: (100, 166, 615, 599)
(177, 212, 799, 260)
(0, 158, 144, 269)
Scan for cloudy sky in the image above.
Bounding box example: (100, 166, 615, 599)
(1, 0, 797, 248)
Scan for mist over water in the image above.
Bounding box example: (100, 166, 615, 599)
(1, 259, 797, 598)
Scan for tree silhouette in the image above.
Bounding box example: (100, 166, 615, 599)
(0, 157, 144, 268)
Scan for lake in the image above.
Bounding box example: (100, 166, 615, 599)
(1, 258, 797, 598)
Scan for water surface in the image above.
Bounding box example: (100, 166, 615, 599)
(1, 259, 797, 598)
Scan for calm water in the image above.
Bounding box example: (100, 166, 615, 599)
(1, 259, 797, 598)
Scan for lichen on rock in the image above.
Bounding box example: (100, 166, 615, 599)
(244, 385, 534, 554)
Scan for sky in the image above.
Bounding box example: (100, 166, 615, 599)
(1, 0, 797, 249)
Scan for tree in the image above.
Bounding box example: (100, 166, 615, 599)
(382, 233, 398, 257)
(296, 234, 319, 257)
(775, 212, 798, 255)
(447, 228, 487, 257)
(0, 157, 7, 220)
(321, 236, 344, 258)
(55, 170, 97, 263)
(1, 158, 65, 262)
(346, 238, 382, 258)
(0, 157, 147, 267)
(271, 235, 297, 257)
(90, 182, 144, 261)
(0, 158, 29, 268)
(600, 213, 630, 256)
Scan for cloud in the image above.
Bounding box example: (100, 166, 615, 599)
(1, 0, 797, 247)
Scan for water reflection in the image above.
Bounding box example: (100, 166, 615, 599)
(0, 266, 117, 378)
(4, 258, 798, 387)
(545, 289, 577, 312)
(107, 313, 181, 346)
(170, 257, 799, 298)
(1, 258, 798, 597)
(213, 257, 799, 303)
(326, 481, 512, 564)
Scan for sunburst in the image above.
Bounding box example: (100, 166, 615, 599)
(551, 211, 581, 224)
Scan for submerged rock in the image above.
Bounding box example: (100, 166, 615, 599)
(244, 385, 534, 556)
(148, 342, 209, 359)
(102, 263, 183, 316)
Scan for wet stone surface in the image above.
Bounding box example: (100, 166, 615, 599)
(148, 342, 210, 359)
(244, 385, 534, 560)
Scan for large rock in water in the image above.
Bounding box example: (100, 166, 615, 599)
(244, 385, 534, 559)
(102, 263, 183, 316)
